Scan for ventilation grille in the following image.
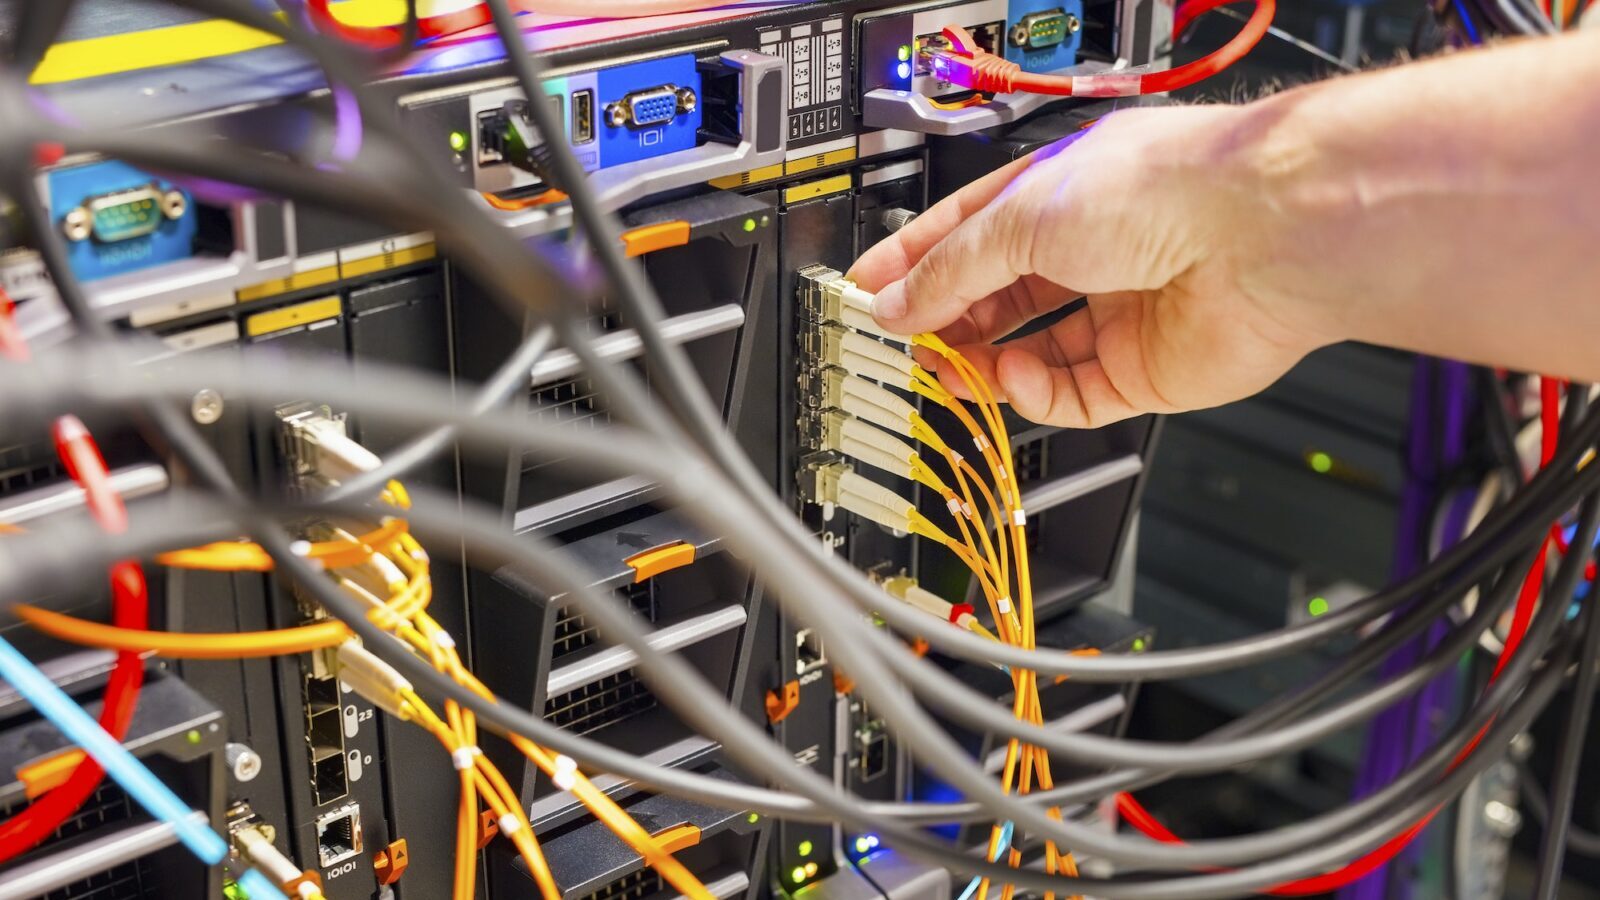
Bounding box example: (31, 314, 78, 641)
(581, 868, 666, 900)
(0, 780, 153, 899)
(551, 581, 657, 662)
(544, 669, 658, 736)
(1014, 438, 1049, 485)
(0, 439, 65, 498)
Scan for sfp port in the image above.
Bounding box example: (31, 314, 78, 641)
(1010, 9, 1075, 50)
(605, 85, 697, 129)
(798, 456, 850, 510)
(304, 675, 348, 805)
(859, 728, 889, 781)
(315, 803, 363, 868)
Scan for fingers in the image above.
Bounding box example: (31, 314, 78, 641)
(849, 152, 1036, 294)
(933, 276, 1081, 348)
(994, 347, 1144, 429)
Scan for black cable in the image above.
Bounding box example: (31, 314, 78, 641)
(322, 323, 557, 503)
(1532, 570, 1600, 897)
(1519, 762, 1600, 858)
(1477, 366, 1526, 495)
(18, 22, 1600, 685)
(3, 347, 1590, 876)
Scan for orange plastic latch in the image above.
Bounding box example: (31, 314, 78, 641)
(479, 810, 500, 849)
(624, 541, 696, 583)
(374, 838, 410, 885)
(650, 822, 702, 854)
(18, 749, 87, 800)
(910, 637, 930, 658)
(285, 871, 323, 896)
(833, 669, 855, 696)
(620, 220, 691, 257)
(765, 680, 801, 724)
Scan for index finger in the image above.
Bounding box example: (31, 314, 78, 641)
(847, 151, 1037, 293)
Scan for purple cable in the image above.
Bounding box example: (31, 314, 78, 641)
(1343, 359, 1475, 900)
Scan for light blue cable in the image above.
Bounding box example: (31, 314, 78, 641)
(956, 820, 1016, 900)
(0, 632, 275, 869)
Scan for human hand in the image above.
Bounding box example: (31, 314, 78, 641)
(850, 104, 1338, 428)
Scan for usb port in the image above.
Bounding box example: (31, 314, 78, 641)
(572, 89, 595, 144)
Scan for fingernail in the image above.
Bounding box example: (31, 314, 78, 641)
(873, 281, 907, 323)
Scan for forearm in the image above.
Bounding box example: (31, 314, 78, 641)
(1227, 29, 1600, 380)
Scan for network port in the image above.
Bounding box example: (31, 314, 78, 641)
(304, 674, 348, 805)
(917, 22, 1004, 75)
(1010, 9, 1077, 50)
(796, 628, 826, 675)
(859, 728, 889, 782)
(315, 803, 363, 868)
(605, 85, 697, 129)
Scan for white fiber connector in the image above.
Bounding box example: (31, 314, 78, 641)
(840, 435, 914, 481)
(334, 639, 414, 720)
(840, 328, 915, 376)
(797, 264, 910, 341)
(839, 470, 915, 519)
(234, 826, 309, 888)
(842, 374, 918, 426)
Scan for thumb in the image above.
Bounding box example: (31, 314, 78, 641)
(872, 182, 1043, 336)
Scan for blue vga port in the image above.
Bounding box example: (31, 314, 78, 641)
(605, 84, 697, 129)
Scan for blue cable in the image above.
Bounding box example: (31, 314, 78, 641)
(956, 820, 1016, 900)
(1452, 0, 1484, 43)
(0, 634, 287, 900)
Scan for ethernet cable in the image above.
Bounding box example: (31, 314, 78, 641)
(0, 631, 289, 900)
(922, 0, 1273, 98)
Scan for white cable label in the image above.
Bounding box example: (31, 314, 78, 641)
(432, 631, 456, 650)
(974, 436, 990, 452)
(1012, 509, 1027, 527)
(947, 497, 963, 517)
(551, 754, 579, 791)
(1071, 73, 1143, 98)
(997, 596, 1014, 615)
(498, 814, 522, 835)
(962, 502, 975, 519)
(452, 746, 481, 771)
(950, 450, 964, 464)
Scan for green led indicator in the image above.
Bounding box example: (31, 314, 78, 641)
(798, 840, 814, 857)
(223, 880, 250, 900)
(449, 130, 469, 152)
(1132, 637, 1147, 652)
(743, 217, 757, 233)
(1308, 596, 1330, 617)
(854, 836, 871, 854)
(1308, 451, 1333, 474)
(747, 813, 761, 825)
(186, 729, 202, 745)
(791, 866, 808, 885)
(898, 44, 913, 61)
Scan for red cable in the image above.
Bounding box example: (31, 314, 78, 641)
(0, 297, 149, 862)
(1117, 374, 1567, 894)
(931, 0, 1272, 98)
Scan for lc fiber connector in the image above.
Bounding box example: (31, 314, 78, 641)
(797, 264, 905, 341)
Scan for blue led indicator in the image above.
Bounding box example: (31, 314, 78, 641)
(896, 61, 912, 80)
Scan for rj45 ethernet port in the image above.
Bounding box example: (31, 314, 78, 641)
(316, 803, 363, 868)
(796, 628, 826, 675)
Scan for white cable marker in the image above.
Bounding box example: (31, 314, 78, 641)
(947, 497, 964, 517)
(498, 814, 522, 835)
(431, 631, 456, 650)
(1012, 509, 1027, 527)
(452, 746, 482, 771)
(996, 596, 1014, 615)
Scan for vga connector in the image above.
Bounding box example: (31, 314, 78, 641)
(605, 85, 698, 129)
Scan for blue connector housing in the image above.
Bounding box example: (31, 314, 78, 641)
(47, 159, 199, 283)
(595, 53, 702, 169)
(1005, 0, 1084, 74)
